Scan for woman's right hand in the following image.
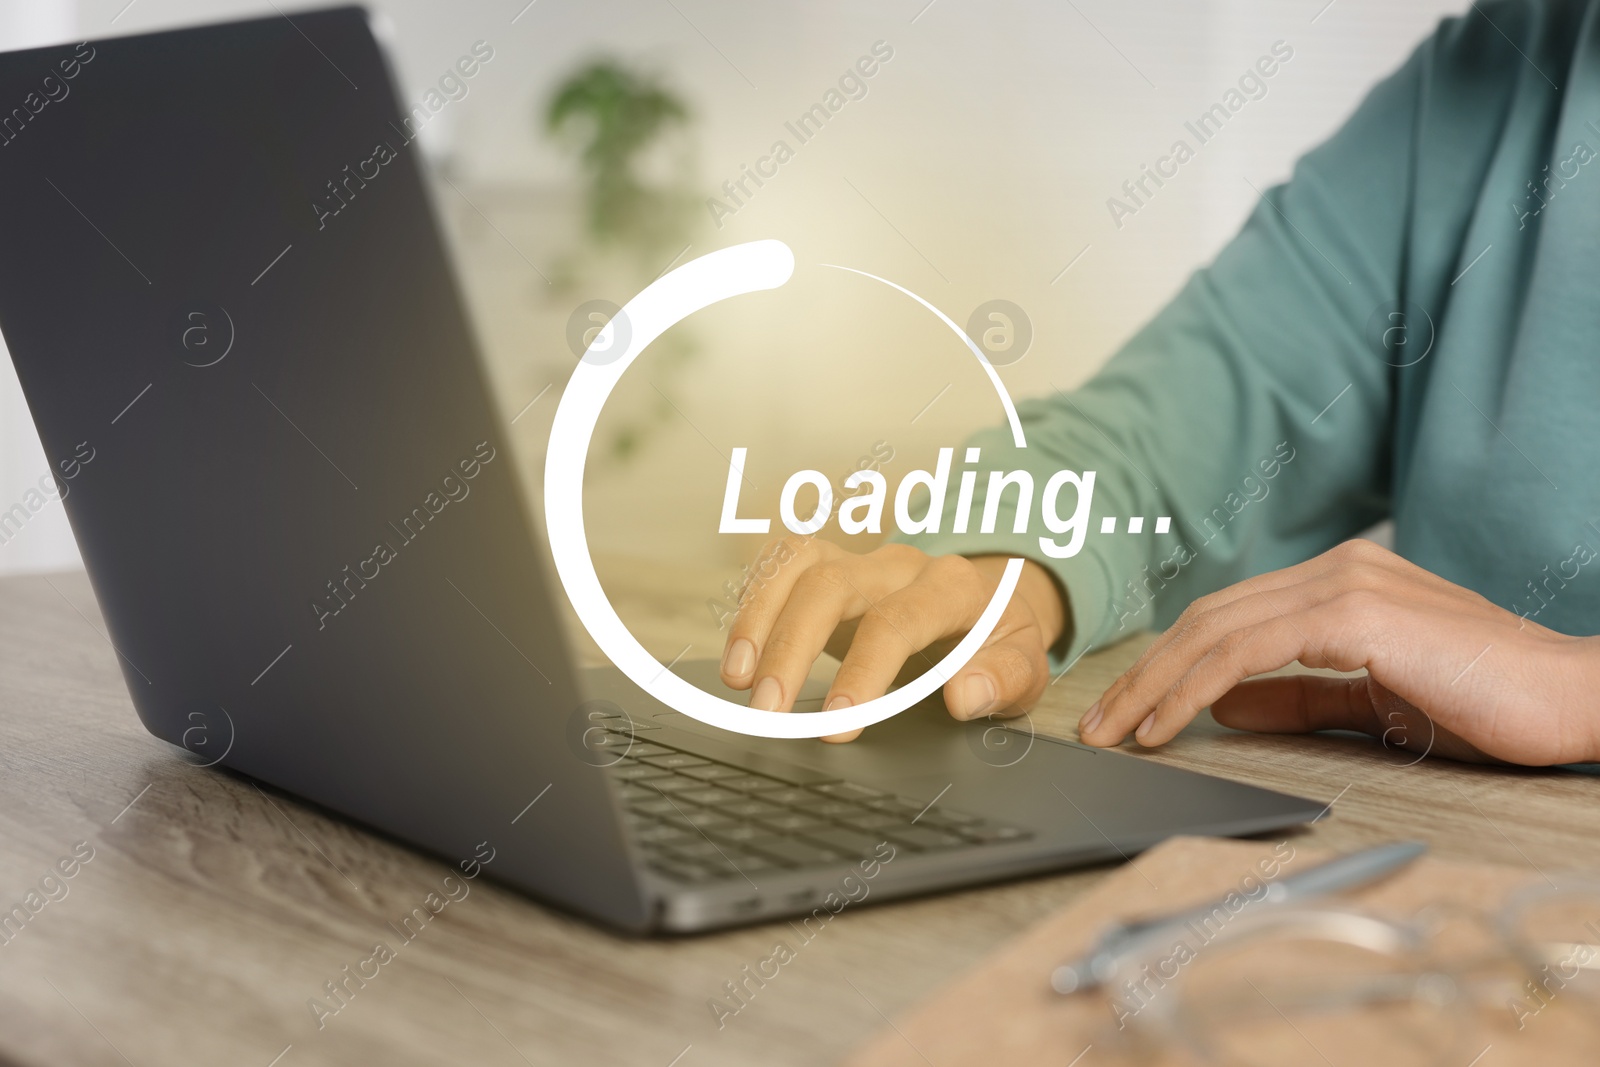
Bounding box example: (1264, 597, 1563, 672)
(718, 537, 1068, 742)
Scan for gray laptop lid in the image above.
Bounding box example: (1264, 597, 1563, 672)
(0, 7, 648, 929)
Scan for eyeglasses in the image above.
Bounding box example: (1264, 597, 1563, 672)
(1079, 881, 1600, 1067)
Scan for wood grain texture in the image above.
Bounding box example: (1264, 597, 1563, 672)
(0, 562, 1597, 1067)
(846, 837, 1600, 1067)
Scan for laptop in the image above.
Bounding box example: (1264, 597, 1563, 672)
(0, 7, 1322, 933)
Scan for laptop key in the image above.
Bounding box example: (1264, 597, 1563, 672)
(582, 735, 630, 758)
(611, 763, 672, 782)
(583, 733, 634, 756)
(621, 743, 674, 759)
(634, 823, 693, 846)
(800, 826, 884, 858)
(639, 734, 841, 786)
(863, 795, 926, 815)
(668, 838, 732, 861)
(812, 782, 884, 801)
(804, 799, 866, 819)
(677, 764, 748, 782)
(755, 813, 830, 835)
(761, 787, 817, 806)
(885, 826, 965, 851)
(839, 811, 902, 832)
(721, 799, 784, 820)
(677, 843, 769, 873)
(746, 836, 844, 869)
(718, 774, 786, 793)
(726, 850, 784, 874)
(706, 823, 764, 845)
(640, 753, 712, 770)
(960, 824, 1032, 844)
(635, 775, 702, 795)
(679, 787, 738, 806)
(663, 809, 735, 831)
(629, 799, 681, 818)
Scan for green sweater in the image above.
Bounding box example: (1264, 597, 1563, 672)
(910, 0, 1600, 667)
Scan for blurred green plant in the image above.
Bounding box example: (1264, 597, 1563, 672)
(544, 58, 701, 464)
(545, 59, 695, 263)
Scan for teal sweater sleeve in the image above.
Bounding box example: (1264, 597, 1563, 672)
(904, 34, 1436, 667)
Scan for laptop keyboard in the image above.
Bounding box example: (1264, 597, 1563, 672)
(595, 721, 1033, 885)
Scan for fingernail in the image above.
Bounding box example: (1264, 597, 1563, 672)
(751, 676, 783, 712)
(1136, 712, 1156, 740)
(962, 674, 997, 719)
(723, 638, 755, 679)
(1081, 701, 1103, 734)
(825, 696, 852, 711)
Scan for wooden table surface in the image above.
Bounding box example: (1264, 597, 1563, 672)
(1, 558, 1597, 1067)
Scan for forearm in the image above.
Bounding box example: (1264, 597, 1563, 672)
(905, 35, 1438, 663)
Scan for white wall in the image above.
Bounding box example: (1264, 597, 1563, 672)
(0, 0, 1466, 575)
(0, 0, 77, 573)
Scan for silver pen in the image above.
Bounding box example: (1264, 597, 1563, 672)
(1050, 839, 1427, 995)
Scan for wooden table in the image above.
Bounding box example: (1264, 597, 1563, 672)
(1, 560, 1597, 1067)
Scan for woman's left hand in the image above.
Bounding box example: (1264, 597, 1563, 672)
(1077, 539, 1600, 766)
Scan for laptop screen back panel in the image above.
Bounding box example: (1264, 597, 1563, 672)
(0, 9, 648, 930)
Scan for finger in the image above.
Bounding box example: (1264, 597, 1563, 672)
(721, 540, 922, 690)
(1117, 615, 1316, 746)
(941, 627, 1050, 721)
(819, 722, 863, 744)
(1091, 540, 1413, 717)
(1210, 675, 1378, 735)
(1092, 568, 1322, 718)
(720, 536, 824, 688)
(825, 556, 988, 711)
(1087, 577, 1334, 745)
(747, 560, 875, 712)
(824, 630, 958, 745)
(1129, 601, 1386, 747)
(823, 617, 860, 663)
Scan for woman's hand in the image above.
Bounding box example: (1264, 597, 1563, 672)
(720, 538, 1066, 742)
(1079, 539, 1600, 766)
